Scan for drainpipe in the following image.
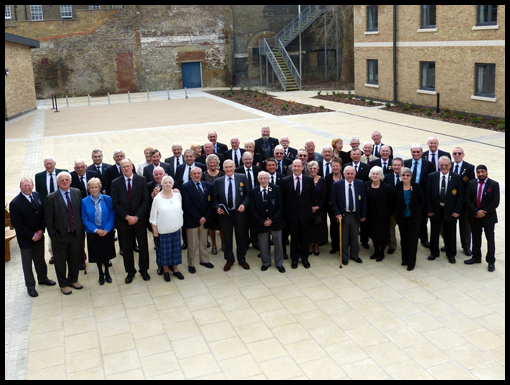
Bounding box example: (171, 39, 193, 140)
(393, 5, 397, 104)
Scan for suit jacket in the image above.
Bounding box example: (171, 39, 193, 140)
(143, 162, 172, 183)
(465, 178, 500, 225)
(111, 174, 149, 231)
(370, 158, 393, 174)
(181, 180, 213, 229)
(284, 147, 298, 160)
(224, 148, 246, 168)
(269, 157, 292, 176)
(163, 155, 184, 178)
(9, 191, 45, 249)
(423, 149, 452, 172)
(212, 173, 251, 228)
(254, 137, 279, 161)
(383, 171, 401, 189)
(267, 172, 285, 186)
(404, 158, 435, 192)
(452, 161, 475, 188)
(71, 170, 100, 199)
(35, 168, 68, 205)
(174, 162, 207, 188)
(235, 165, 261, 189)
(426, 171, 464, 222)
(344, 162, 370, 182)
(372, 143, 393, 160)
(103, 163, 137, 196)
(196, 153, 225, 171)
(249, 184, 285, 232)
(87, 162, 111, 178)
(201, 142, 228, 155)
(331, 179, 367, 224)
(394, 182, 425, 228)
(281, 174, 316, 224)
(44, 188, 84, 244)
(81, 194, 116, 233)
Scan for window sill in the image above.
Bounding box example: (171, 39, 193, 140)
(472, 25, 499, 30)
(365, 83, 380, 88)
(417, 89, 437, 95)
(471, 95, 497, 102)
(364, 31, 379, 35)
(417, 28, 437, 33)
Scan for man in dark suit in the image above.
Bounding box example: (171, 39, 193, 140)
(87, 149, 111, 181)
(250, 171, 286, 273)
(223, 136, 245, 168)
(196, 142, 225, 171)
(164, 143, 184, 178)
(111, 159, 150, 283)
(35, 156, 68, 206)
(426, 156, 465, 263)
(264, 158, 285, 186)
(272, 145, 293, 176)
(70, 159, 100, 199)
(281, 159, 316, 269)
(464, 165, 500, 272)
(451, 147, 476, 256)
(370, 145, 393, 174)
(175, 149, 207, 188)
(10, 178, 56, 297)
(344, 148, 370, 182)
(254, 126, 279, 161)
(143, 149, 172, 183)
(202, 131, 228, 154)
(44, 172, 84, 295)
(423, 136, 451, 172)
(404, 143, 435, 247)
(181, 167, 214, 274)
(371, 130, 393, 161)
(103, 149, 128, 196)
(279, 136, 297, 160)
(331, 166, 367, 265)
(212, 160, 251, 271)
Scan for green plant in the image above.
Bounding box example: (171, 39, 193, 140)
(413, 109, 420, 113)
(402, 104, 411, 111)
(304, 105, 310, 109)
(425, 109, 432, 116)
(317, 91, 322, 96)
(486, 119, 495, 125)
(281, 103, 288, 110)
(368, 100, 374, 105)
(360, 97, 366, 102)
(442, 112, 451, 119)
(385, 102, 392, 108)
(319, 105, 325, 109)
(455, 113, 464, 120)
(471, 117, 481, 123)
(348, 95, 353, 100)
(496, 123, 505, 130)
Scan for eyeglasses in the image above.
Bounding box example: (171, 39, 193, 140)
(452, 152, 463, 155)
(401, 174, 411, 178)
(439, 164, 450, 168)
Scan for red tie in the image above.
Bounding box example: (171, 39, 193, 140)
(127, 178, 132, 200)
(476, 181, 484, 209)
(65, 191, 76, 232)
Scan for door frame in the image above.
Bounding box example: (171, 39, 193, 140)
(181, 61, 203, 89)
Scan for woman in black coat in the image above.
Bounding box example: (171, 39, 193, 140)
(364, 166, 395, 262)
(394, 167, 425, 271)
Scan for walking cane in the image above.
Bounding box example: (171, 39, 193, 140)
(338, 217, 342, 269)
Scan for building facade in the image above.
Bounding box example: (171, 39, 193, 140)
(353, 5, 505, 118)
(5, 33, 40, 120)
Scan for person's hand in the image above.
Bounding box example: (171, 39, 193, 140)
(475, 210, 486, 219)
(199, 217, 207, 225)
(237, 204, 245, 213)
(264, 219, 272, 226)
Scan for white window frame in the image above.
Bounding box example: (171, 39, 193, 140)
(60, 5, 73, 19)
(30, 5, 43, 21)
(5, 5, 12, 19)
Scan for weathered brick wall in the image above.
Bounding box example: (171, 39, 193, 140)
(354, 5, 505, 118)
(5, 41, 37, 119)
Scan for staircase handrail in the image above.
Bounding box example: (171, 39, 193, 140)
(277, 39, 301, 90)
(260, 38, 289, 91)
(275, 5, 324, 47)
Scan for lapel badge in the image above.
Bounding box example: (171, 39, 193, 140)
(452, 189, 457, 196)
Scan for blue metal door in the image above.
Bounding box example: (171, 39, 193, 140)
(181, 62, 202, 88)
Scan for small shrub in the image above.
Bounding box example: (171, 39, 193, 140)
(425, 109, 432, 116)
(486, 119, 495, 125)
(227, 92, 233, 97)
(260, 101, 265, 106)
(348, 95, 353, 100)
(442, 112, 451, 119)
(413, 109, 420, 114)
(402, 104, 411, 111)
(455, 113, 464, 120)
(368, 100, 374, 105)
(496, 123, 505, 130)
(304, 105, 310, 109)
(360, 97, 366, 102)
(385, 102, 392, 108)
(319, 105, 325, 109)
(317, 91, 322, 96)
(281, 103, 288, 110)
(471, 117, 481, 123)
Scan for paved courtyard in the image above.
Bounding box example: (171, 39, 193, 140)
(4, 89, 505, 379)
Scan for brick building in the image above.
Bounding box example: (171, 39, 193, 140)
(353, 5, 505, 118)
(5, 32, 39, 120)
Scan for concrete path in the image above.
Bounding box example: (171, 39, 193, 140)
(4, 89, 505, 380)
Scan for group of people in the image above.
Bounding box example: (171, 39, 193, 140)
(9, 127, 500, 298)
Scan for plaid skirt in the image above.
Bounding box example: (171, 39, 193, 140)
(157, 230, 182, 267)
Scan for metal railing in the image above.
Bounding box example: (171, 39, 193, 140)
(260, 38, 290, 91)
(275, 5, 324, 47)
(277, 39, 301, 90)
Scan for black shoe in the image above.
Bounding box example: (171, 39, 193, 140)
(207, 241, 210, 248)
(463, 248, 472, 256)
(407, 266, 415, 271)
(313, 250, 320, 256)
(351, 256, 363, 263)
(39, 279, 56, 286)
(141, 271, 151, 281)
(421, 240, 430, 248)
(303, 261, 311, 269)
(370, 253, 377, 260)
(277, 266, 286, 273)
(342, 258, 349, 265)
(284, 253, 289, 260)
(133, 245, 139, 253)
(488, 263, 495, 272)
(27, 287, 38, 297)
(173, 271, 185, 280)
(120, 248, 123, 256)
(108, 261, 113, 267)
(464, 258, 481, 265)
(448, 257, 456, 264)
(376, 255, 385, 262)
(125, 272, 135, 284)
(291, 261, 298, 269)
(361, 242, 370, 250)
(105, 273, 112, 284)
(261, 265, 269, 272)
(181, 242, 188, 250)
(79, 262, 85, 270)
(157, 266, 164, 275)
(441, 246, 446, 252)
(428, 255, 437, 261)
(164, 272, 171, 282)
(99, 276, 105, 285)
(188, 266, 196, 274)
(387, 248, 396, 255)
(200, 262, 214, 269)
(329, 249, 339, 255)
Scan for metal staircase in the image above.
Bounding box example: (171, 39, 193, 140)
(259, 5, 324, 91)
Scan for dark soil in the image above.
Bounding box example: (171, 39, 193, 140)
(206, 89, 334, 116)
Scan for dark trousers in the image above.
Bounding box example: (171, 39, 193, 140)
(328, 209, 340, 251)
(430, 209, 457, 258)
(419, 214, 429, 244)
(20, 240, 48, 288)
(341, 212, 360, 261)
(458, 209, 471, 250)
(470, 219, 496, 264)
(118, 226, 149, 274)
(222, 216, 248, 264)
(399, 218, 419, 269)
(289, 220, 311, 263)
(51, 232, 81, 288)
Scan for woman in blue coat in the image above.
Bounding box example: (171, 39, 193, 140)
(81, 177, 116, 285)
